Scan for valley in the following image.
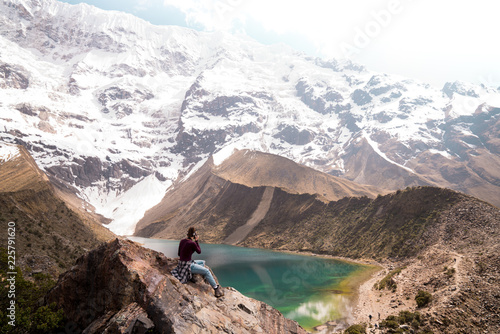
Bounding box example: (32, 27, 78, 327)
(2, 142, 498, 333)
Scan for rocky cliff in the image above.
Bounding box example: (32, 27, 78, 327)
(45, 238, 307, 334)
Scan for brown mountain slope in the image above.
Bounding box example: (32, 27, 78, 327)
(134, 149, 388, 240)
(0, 142, 50, 193)
(348, 192, 500, 334)
(0, 143, 115, 277)
(341, 137, 437, 190)
(214, 149, 386, 201)
(238, 186, 494, 259)
(340, 130, 500, 208)
(232, 186, 499, 333)
(135, 158, 268, 240)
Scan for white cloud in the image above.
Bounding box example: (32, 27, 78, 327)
(161, 0, 500, 87)
(163, 0, 247, 31)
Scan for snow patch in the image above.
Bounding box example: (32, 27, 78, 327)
(428, 149, 452, 158)
(213, 144, 239, 166)
(83, 175, 171, 236)
(364, 132, 415, 174)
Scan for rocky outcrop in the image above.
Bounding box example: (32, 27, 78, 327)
(97, 86, 154, 117)
(274, 125, 314, 145)
(295, 79, 328, 114)
(442, 81, 480, 98)
(0, 63, 29, 89)
(351, 89, 372, 106)
(45, 238, 307, 334)
(45, 156, 152, 191)
(295, 78, 347, 115)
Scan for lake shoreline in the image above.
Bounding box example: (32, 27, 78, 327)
(127, 236, 387, 332)
(277, 249, 385, 332)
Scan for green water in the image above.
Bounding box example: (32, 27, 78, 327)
(129, 237, 368, 330)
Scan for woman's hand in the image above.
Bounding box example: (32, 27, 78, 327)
(195, 234, 199, 242)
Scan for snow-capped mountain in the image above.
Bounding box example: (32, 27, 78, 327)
(1, 0, 499, 234)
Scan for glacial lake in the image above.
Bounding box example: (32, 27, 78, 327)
(128, 237, 371, 330)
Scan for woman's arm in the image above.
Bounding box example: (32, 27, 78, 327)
(194, 239, 201, 254)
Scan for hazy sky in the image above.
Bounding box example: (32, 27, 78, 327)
(60, 0, 500, 88)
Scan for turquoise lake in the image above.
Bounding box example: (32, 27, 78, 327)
(128, 237, 369, 330)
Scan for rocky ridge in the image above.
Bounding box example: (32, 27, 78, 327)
(45, 238, 307, 334)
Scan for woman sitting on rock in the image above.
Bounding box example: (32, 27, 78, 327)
(171, 227, 224, 298)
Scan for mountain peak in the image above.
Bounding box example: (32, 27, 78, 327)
(443, 80, 480, 98)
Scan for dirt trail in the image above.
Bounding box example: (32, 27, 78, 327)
(349, 247, 469, 334)
(351, 267, 388, 329)
(427, 251, 464, 310)
(224, 187, 274, 245)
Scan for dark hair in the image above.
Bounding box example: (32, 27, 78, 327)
(187, 227, 196, 239)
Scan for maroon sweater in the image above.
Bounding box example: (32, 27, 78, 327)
(178, 238, 201, 261)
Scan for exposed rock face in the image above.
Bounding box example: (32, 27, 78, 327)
(97, 86, 154, 117)
(274, 125, 314, 145)
(0, 63, 29, 89)
(46, 238, 307, 334)
(43, 155, 153, 192)
(295, 79, 329, 114)
(295, 78, 348, 115)
(351, 89, 372, 106)
(443, 81, 480, 98)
